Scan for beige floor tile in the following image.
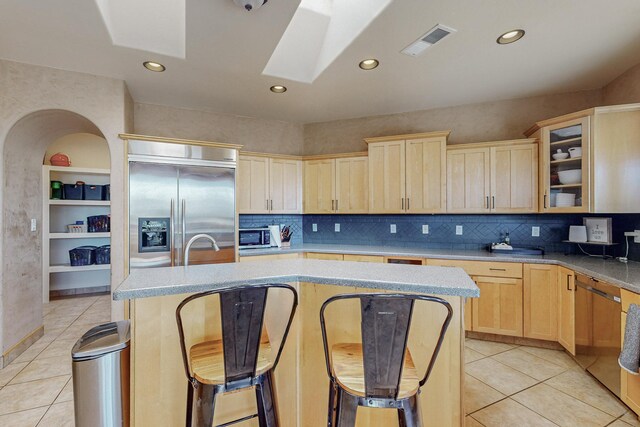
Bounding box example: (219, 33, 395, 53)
(610, 420, 634, 427)
(10, 356, 71, 385)
(465, 347, 486, 363)
(465, 374, 505, 414)
(465, 339, 515, 356)
(472, 398, 556, 426)
(55, 378, 73, 404)
(544, 368, 626, 417)
(492, 348, 567, 381)
(37, 400, 74, 427)
(465, 415, 484, 426)
(518, 346, 577, 369)
(0, 406, 48, 427)
(466, 357, 538, 396)
(43, 314, 79, 329)
(621, 411, 640, 426)
(512, 383, 614, 426)
(56, 323, 99, 341)
(0, 376, 67, 415)
(74, 310, 110, 326)
(0, 361, 28, 386)
(36, 340, 77, 360)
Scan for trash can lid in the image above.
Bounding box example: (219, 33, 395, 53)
(72, 320, 130, 361)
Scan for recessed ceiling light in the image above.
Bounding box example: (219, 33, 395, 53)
(143, 61, 166, 72)
(270, 85, 287, 93)
(497, 29, 525, 45)
(359, 59, 379, 70)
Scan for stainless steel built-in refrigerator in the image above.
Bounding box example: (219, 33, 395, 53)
(128, 140, 236, 269)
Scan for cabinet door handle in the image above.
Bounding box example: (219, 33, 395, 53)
(492, 196, 495, 209)
(543, 193, 547, 209)
(270, 199, 273, 210)
(567, 275, 572, 291)
(407, 198, 410, 210)
(336, 199, 339, 211)
(486, 196, 489, 209)
(401, 198, 404, 210)
(332, 199, 335, 211)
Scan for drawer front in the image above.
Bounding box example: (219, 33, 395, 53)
(426, 259, 522, 278)
(343, 254, 384, 263)
(305, 252, 344, 261)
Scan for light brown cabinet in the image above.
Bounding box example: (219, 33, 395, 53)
(471, 276, 523, 337)
(304, 156, 368, 214)
(238, 154, 302, 214)
(447, 140, 537, 213)
(527, 104, 640, 213)
(365, 132, 448, 214)
(557, 266, 576, 355)
(523, 264, 558, 341)
(621, 289, 640, 415)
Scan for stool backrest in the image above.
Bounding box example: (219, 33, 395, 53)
(176, 284, 298, 385)
(320, 293, 453, 400)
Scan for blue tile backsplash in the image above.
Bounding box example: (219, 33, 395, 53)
(240, 213, 640, 261)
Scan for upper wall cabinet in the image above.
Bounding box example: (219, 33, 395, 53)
(304, 154, 368, 214)
(526, 104, 640, 213)
(238, 154, 302, 214)
(365, 132, 449, 214)
(447, 139, 538, 213)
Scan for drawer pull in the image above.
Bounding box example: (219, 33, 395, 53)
(489, 268, 506, 271)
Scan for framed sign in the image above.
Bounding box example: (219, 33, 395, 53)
(583, 217, 612, 244)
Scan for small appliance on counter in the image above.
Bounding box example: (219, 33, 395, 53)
(239, 227, 271, 249)
(568, 225, 588, 243)
(268, 225, 281, 248)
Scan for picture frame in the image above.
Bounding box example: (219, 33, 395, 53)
(583, 217, 613, 244)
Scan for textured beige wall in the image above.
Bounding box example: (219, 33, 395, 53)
(134, 103, 305, 155)
(303, 90, 603, 155)
(603, 62, 640, 105)
(44, 133, 110, 169)
(0, 59, 128, 357)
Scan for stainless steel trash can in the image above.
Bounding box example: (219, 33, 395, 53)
(72, 320, 130, 427)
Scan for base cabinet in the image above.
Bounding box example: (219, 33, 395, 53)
(621, 290, 640, 416)
(557, 267, 576, 355)
(471, 276, 523, 336)
(523, 264, 558, 341)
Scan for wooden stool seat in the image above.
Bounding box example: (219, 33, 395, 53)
(190, 338, 273, 385)
(331, 343, 420, 399)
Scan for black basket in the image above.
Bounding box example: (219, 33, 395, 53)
(84, 184, 102, 200)
(63, 183, 84, 200)
(69, 246, 96, 266)
(95, 245, 111, 265)
(87, 215, 110, 233)
(102, 184, 110, 201)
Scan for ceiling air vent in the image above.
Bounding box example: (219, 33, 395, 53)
(401, 24, 456, 57)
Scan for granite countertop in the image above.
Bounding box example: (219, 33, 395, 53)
(113, 258, 478, 300)
(239, 244, 640, 294)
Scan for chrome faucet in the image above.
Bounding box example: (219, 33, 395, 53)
(184, 234, 220, 267)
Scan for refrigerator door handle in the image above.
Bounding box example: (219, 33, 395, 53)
(181, 199, 186, 265)
(170, 198, 175, 267)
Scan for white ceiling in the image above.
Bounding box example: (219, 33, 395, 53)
(1, 0, 640, 124)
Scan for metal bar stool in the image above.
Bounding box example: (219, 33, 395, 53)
(176, 284, 298, 427)
(320, 293, 453, 427)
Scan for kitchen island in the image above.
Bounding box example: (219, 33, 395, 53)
(115, 259, 477, 427)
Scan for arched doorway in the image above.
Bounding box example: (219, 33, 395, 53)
(2, 109, 112, 364)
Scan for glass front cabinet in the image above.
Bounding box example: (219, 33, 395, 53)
(539, 116, 590, 212)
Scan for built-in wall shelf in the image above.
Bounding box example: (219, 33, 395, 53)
(49, 264, 111, 273)
(43, 164, 111, 302)
(49, 199, 110, 206)
(49, 232, 110, 239)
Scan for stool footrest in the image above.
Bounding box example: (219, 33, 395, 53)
(215, 413, 258, 427)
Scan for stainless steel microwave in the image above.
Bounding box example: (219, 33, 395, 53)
(239, 228, 271, 249)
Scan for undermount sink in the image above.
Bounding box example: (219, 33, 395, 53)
(487, 244, 545, 256)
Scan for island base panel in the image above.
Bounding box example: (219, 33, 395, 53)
(129, 283, 463, 426)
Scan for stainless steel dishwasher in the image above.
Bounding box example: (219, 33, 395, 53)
(574, 273, 621, 398)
